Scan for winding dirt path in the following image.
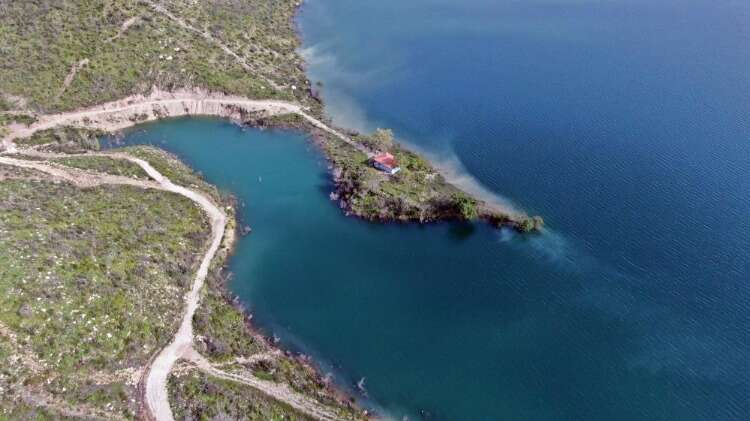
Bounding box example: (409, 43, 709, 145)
(123, 155, 227, 421)
(106, 16, 140, 43)
(57, 58, 89, 98)
(0, 151, 226, 421)
(1, 147, 354, 420)
(183, 349, 342, 421)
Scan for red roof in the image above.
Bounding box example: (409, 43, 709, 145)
(373, 152, 397, 169)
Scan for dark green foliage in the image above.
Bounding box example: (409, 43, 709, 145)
(193, 289, 265, 361)
(251, 112, 307, 128)
(0, 114, 37, 127)
(452, 193, 479, 220)
(357, 128, 394, 152)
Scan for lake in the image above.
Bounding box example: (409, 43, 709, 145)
(108, 0, 750, 419)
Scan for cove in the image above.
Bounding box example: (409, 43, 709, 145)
(106, 118, 567, 419)
(106, 111, 747, 420)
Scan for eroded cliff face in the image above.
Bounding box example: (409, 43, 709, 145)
(3, 88, 306, 149)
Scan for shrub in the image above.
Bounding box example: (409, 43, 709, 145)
(452, 193, 479, 220)
(359, 128, 395, 151)
(517, 216, 544, 232)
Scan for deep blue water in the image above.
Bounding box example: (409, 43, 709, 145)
(297, 0, 750, 418)
(107, 0, 749, 419)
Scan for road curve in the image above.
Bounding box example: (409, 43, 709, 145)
(131, 156, 227, 421)
(0, 152, 226, 421)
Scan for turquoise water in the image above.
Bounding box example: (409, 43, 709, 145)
(107, 0, 749, 419)
(109, 114, 747, 420)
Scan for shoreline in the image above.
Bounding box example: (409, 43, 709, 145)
(2, 87, 542, 232)
(0, 1, 537, 419)
(2, 146, 370, 420)
(209, 193, 370, 414)
(0, 85, 542, 416)
(0, 91, 534, 418)
(0, 3, 539, 415)
(288, 1, 539, 232)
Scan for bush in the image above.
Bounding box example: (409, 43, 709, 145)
(452, 193, 478, 220)
(517, 216, 544, 232)
(359, 128, 394, 151)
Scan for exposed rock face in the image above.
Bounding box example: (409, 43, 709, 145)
(2, 88, 306, 152)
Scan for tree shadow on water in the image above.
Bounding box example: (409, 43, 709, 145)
(447, 221, 476, 242)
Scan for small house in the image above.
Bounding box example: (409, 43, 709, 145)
(372, 152, 400, 175)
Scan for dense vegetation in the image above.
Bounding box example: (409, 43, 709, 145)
(169, 371, 316, 421)
(52, 155, 149, 178)
(17, 126, 104, 153)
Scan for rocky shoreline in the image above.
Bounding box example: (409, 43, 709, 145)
(218, 193, 370, 415)
(6, 87, 543, 233)
(245, 113, 544, 232)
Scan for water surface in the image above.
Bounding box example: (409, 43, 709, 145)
(108, 0, 750, 419)
(297, 0, 750, 419)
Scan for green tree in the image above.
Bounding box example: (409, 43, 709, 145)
(362, 128, 395, 151)
(452, 193, 478, 220)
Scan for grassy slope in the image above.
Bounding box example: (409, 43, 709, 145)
(52, 156, 149, 178)
(0, 168, 209, 418)
(16, 126, 104, 151)
(0, 1, 366, 418)
(0, 0, 308, 113)
(0, 148, 365, 419)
